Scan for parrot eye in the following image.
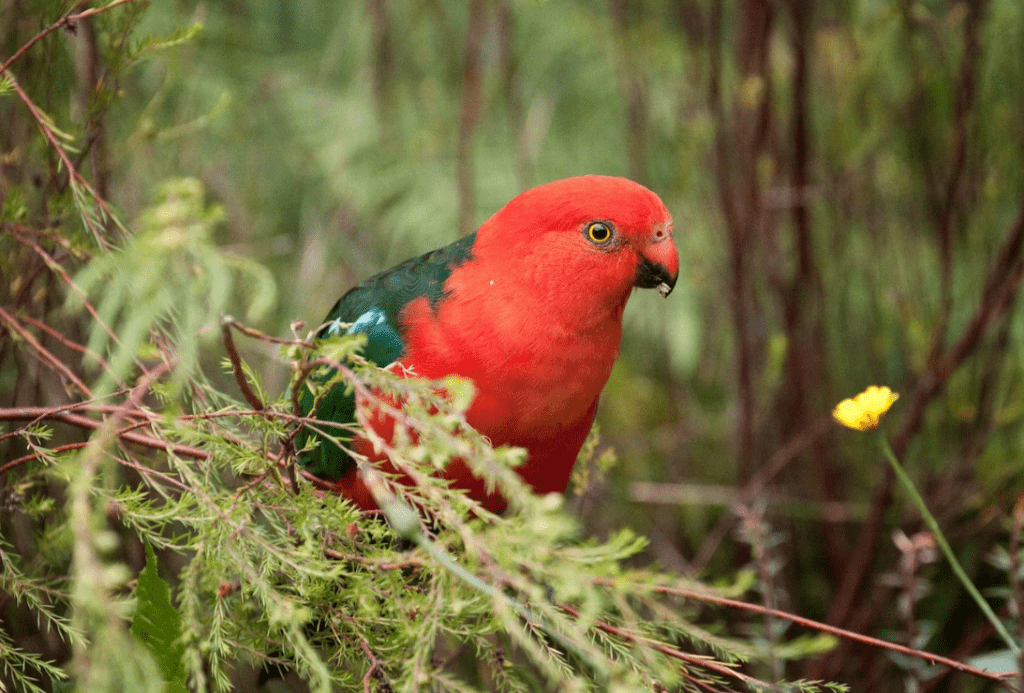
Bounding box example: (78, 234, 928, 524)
(586, 221, 613, 244)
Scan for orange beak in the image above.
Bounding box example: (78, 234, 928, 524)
(635, 226, 678, 297)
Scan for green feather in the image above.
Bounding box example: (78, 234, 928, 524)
(296, 233, 476, 480)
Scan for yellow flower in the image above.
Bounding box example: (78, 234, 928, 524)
(833, 386, 899, 431)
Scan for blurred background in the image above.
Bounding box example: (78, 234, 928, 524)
(5, 0, 1024, 688)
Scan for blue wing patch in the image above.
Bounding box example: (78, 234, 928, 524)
(343, 308, 404, 366)
(346, 309, 382, 333)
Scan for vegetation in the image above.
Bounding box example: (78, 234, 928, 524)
(2, 0, 1024, 691)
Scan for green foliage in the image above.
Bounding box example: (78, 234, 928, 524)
(70, 178, 275, 395)
(100, 352, 767, 692)
(63, 427, 168, 693)
(0, 540, 76, 693)
(3, 317, 837, 692)
(5, 0, 1024, 690)
(132, 541, 188, 693)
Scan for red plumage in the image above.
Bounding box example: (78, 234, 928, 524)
(334, 176, 677, 512)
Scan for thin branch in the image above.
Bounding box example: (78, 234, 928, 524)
(608, 0, 650, 184)
(0, 406, 210, 470)
(359, 638, 385, 693)
(221, 317, 265, 410)
(0, 72, 118, 246)
(558, 603, 770, 691)
(496, 0, 530, 189)
(0, 0, 140, 74)
(0, 441, 91, 477)
(0, 305, 92, 396)
(926, 0, 986, 369)
(365, 0, 396, 143)
(19, 313, 113, 375)
(7, 226, 132, 379)
(219, 317, 313, 347)
(692, 416, 832, 571)
(455, 0, 486, 237)
(650, 586, 1016, 686)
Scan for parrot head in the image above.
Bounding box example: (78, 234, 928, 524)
(473, 175, 678, 314)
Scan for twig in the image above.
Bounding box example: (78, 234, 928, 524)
(0, 406, 210, 471)
(558, 603, 770, 691)
(710, 0, 776, 484)
(365, 0, 397, 143)
(109, 449, 193, 495)
(0, 441, 90, 477)
(0, 305, 92, 396)
(19, 313, 114, 376)
(925, 0, 985, 372)
(221, 317, 265, 410)
(359, 639, 385, 693)
(648, 585, 1016, 686)
(0, 0, 139, 74)
(323, 549, 423, 572)
(0, 72, 117, 246)
(7, 224, 133, 381)
(455, 0, 485, 237)
(692, 416, 832, 570)
(221, 318, 313, 347)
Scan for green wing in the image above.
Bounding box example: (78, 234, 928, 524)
(296, 233, 476, 479)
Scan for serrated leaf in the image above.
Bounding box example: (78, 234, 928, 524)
(131, 541, 188, 693)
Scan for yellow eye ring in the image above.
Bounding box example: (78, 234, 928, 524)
(587, 221, 612, 244)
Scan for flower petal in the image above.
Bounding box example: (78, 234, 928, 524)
(833, 385, 899, 431)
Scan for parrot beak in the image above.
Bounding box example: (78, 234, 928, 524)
(634, 226, 679, 297)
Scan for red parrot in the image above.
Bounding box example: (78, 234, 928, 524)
(298, 175, 678, 513)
